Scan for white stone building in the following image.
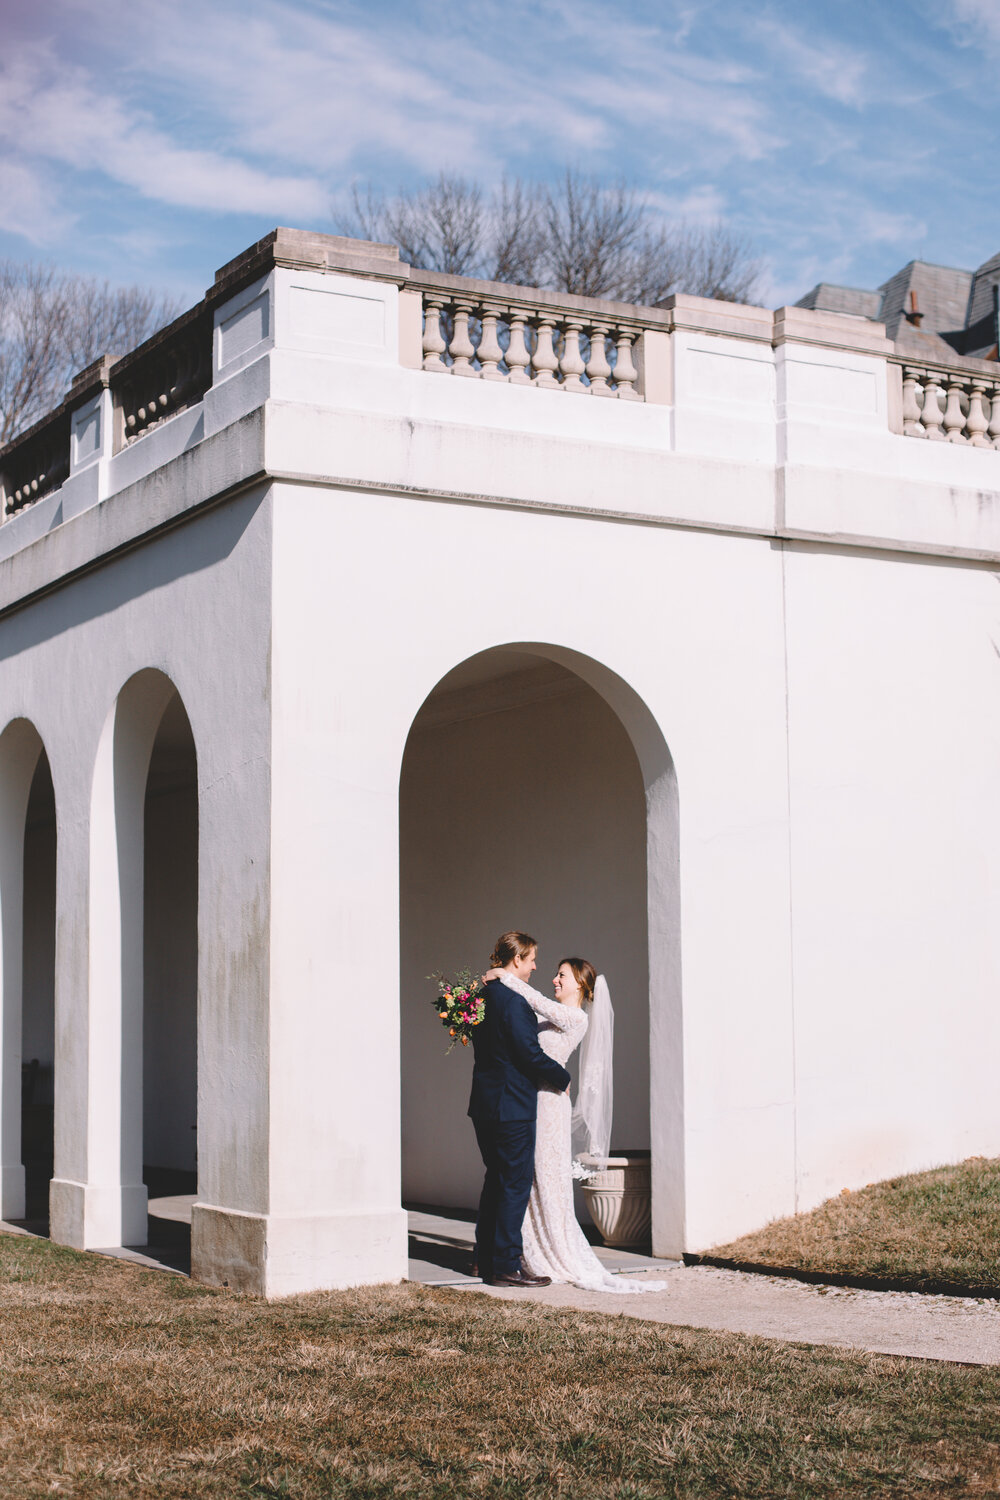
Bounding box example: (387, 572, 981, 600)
(1, 227, 999, 1297)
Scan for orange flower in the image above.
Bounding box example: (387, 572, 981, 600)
(461, 1036, 469, 1046)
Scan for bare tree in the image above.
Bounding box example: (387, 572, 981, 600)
(540, 172, 647, 299)
(348, 175, 487, 277)
(60, 281, 180, 386)
(490, 177, 546, 287)
(0, 264, 69, 447)
(338, 169, 761, 306)
(0, 263, 180, 446)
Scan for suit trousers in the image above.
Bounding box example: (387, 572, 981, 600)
(472, 1116, 536, 1277)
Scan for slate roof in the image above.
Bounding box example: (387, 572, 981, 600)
(795, 283, 882, 319)
(795, 254, 999, 362)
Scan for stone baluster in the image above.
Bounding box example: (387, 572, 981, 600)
(532, 316, 561, 388)
(559, 320, 587, 392)
(942, 379, 968, 442)
(989, 382, 1000, 449)
(613, 329, 640, 400)
(920, 371, 946, 439)
(586, 322, 614, 396)
(505, 311, 532, 384)
(422, 297, 448, 373)
(966, 381, 991, 447)
(448, 300, 478, 377)
(901, 367, 926, 436)
(477, 304, 506, 382)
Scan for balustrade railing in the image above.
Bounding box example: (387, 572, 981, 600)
(418, 287, 644, 399)
(8, 262, 1000, 529)
(0, 410, 71, 518)
(898, 361, 1000, 446)
(112, 310, 213, 449)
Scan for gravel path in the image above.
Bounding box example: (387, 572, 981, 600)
(460, 1264, 1000, 1366)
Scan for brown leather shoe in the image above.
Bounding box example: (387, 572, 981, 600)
(487, 1268, 552, 1288)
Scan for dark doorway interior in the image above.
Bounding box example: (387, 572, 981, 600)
(20, 750, 56, 1234)
(141, 693, 198, 1273)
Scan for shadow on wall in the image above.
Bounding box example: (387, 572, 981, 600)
(399, 649, 650, 1212)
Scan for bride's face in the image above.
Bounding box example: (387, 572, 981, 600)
(553, 963, 581, 1004)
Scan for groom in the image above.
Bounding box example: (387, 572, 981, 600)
(468, 929, 572, 1287)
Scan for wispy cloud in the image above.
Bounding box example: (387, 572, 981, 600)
(751, 15, 868, 106)
(0, 34, 329, 220)
(0, 0, 996, 312)
(0, 159, 74, 246)
(944, 0, 1000, 46)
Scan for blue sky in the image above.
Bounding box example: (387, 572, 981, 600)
(0, 0, 997, 310)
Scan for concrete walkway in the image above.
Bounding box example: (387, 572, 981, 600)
(410, 1208, 1000, 1367)
(4, 1204, 997, 1365)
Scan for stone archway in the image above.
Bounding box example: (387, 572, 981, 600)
(0, 720, 55, 1225)
(399, 644, 682, 1257)
(83, 670, 198, 1251)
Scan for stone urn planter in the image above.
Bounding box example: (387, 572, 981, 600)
(578, 1150, 651, 1247)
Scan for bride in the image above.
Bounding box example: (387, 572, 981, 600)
(481, 956, 666, 1294)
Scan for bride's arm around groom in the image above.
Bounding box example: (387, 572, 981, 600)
(467, 949, 571, 1288)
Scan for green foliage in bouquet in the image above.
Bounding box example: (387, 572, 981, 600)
(428, 968, 486, 1054)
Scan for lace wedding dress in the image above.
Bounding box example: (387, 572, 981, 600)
(497, 972, 666, 1294)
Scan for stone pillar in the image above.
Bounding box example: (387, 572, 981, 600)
(199, 485, 409, 1298)
(189, 731, 273, 1293)
(50, 671, 175, 1249)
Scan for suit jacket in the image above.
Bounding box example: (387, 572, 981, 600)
(468, 977, 572, 1123)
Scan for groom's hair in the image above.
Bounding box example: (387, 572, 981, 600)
(490, 930, 537, 967)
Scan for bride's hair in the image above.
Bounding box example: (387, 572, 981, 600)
(490, 930, 537, 967)
(559, 956, 596, 1006)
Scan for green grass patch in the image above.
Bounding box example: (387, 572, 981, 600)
(1, 1230, 1000, 1496)
(707, 1156, 1000, 1294)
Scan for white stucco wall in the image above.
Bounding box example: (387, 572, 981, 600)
(783, 543, 1000, 1208)
(270, 479, 794, 1258)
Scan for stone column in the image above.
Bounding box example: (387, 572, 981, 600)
(50, 671, 176, 1249)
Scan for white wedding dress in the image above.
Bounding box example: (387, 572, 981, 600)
(497, 972, 666, 1294)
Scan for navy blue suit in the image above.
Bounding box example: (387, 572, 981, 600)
(468, 977, 572, 1277)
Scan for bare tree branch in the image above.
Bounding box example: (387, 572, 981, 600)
(344, 175, 486, 276)
(60, 282, 181, 382)
(488, 177, 545, 287)
(0, 264, 69, 446)
(336, 170, 762, 309)
(540, 171, 647, 299)
(0, 263, 181, 446)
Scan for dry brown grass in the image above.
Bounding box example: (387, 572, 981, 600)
(2, 1230, 1000, 1498)
(706, 1156, 1000, 1294)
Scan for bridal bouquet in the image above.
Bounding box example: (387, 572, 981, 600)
(428, 968, 485, 1053)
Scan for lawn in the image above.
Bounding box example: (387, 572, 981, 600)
(1, 1232, 1000, 1497)
(704, 1156, 1000, 1295)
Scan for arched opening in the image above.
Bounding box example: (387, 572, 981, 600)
(0, 721, 56, 1228)
(85, 670, 198, 1261)
(142, 691, 198, 1267)
(399, 645, 681, 1262)
(21, 749, 56, 1229)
